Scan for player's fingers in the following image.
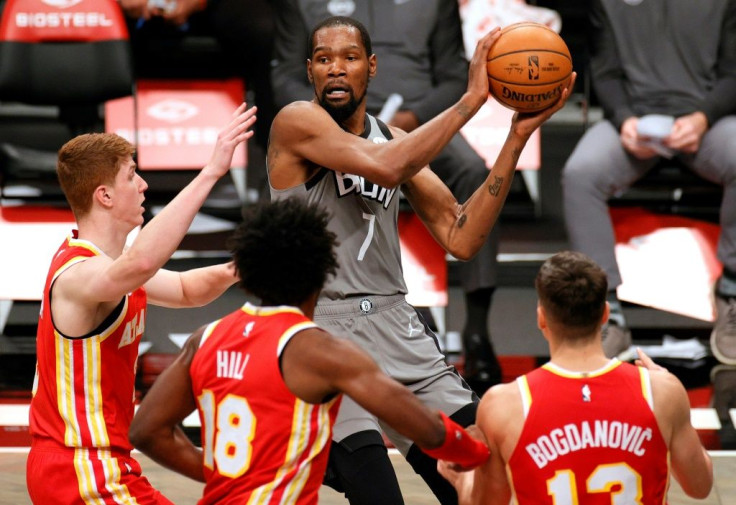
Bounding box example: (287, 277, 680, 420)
(636, 347, 666, 372)
(223, 108, 257, 141)
(475, 27, 501, 59)
(230, 102, 248, 120)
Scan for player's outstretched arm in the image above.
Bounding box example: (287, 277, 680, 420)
(268, 30, 501, 190)
(280, 328, 489, 468)
(129, 329, 205, 482)
(145, 262, 238, 308)
(651, 370, 713, 498)
(438, 386, 515, 505)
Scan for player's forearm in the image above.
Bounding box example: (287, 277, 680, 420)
(674, 446, 713, 499)
(179, 263, 237, 307)
(380, 93, 486, 186)
(443, 131, 525, 260)
(134, 426, 205, 483)
(127, 171, 220, 274)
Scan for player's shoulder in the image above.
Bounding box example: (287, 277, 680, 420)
(479, 382, 521, 421)
(647, 367, 688, 399)
(272, 100, 332, 137)
(276, 100, 326, 121)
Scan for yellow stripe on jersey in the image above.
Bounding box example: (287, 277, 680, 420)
(542, 358, 622, 379)
(282, 397, 338, 504)
(74, 448, 105, 505)
(99, 448, 140, 505)
(84, 336, 110, 448)
(638, 367, 655, 411)
(241, 302, 304, 317)
(246, 399, 315, 504)
(517, 376, 532, 419)
(277, 321, 319, 357)
(56, 332, 81, 447)
(97, 295, 129, 343)
(67, 235, 104, 256)
(51, 256, 89, 285)
(199, 320, 222, 348)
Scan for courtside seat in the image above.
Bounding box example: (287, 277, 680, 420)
(0, 0, 134, 202)
(609, 158, 722, 223)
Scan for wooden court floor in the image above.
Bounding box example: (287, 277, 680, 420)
(2, 449, 734, 504)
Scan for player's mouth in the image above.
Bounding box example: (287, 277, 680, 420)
(324, 84, 351, 100)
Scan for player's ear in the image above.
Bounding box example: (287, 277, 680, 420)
(368, 54, 377, 78)
(602, 302, 611, 327)
(536, 302, 545, 331)
(94, 185, 113, 209)
(307, 59, 314, 84)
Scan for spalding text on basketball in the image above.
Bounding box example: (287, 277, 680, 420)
(501, 83, 564, 104)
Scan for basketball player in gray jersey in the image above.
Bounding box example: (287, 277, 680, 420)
(268, 16, 575, 505)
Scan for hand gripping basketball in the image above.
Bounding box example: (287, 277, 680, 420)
(487, 22, 573, 113)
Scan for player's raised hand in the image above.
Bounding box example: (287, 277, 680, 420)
(466, 28, 501, 107)
(510, 72, 577, 138)
(202, 103, 257, 179)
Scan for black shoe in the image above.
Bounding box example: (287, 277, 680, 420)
(462, 333, 502, 395)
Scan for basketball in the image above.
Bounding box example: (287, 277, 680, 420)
(486, 22, 572, 113)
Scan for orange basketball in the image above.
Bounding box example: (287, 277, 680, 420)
(486, 22, 572, 113)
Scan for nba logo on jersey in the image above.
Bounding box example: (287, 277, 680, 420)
(582, 384, 591, 402)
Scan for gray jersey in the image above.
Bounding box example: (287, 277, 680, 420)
(270, 113, 408, 301)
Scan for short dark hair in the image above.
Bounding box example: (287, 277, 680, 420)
(309, 16, 372, 57)
(535, 251, 608, 340)
(229, 198, 339, 306)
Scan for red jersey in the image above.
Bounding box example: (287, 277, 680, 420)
(190, 303, 341, 505)
(29, 232, 147, 453)
(507, 359, 670, 505)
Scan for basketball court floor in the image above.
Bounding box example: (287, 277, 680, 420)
(1, 449, 734, 504)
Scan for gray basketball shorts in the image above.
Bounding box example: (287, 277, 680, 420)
(314, 294, 477, 455)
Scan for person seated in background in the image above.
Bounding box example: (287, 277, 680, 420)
(117, 0, 276, 193)
(561, 0, 736, 360)
(129, 198, 490, 505)
(439, 250, 713, 504)
(270, 0, 505, 394)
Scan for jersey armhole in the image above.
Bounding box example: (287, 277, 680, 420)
(516, 376, 532, 419)
(638, 367, 655, 411)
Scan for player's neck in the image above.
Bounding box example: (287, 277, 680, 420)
(341, 103, 368, 136)
(548, 338, 610, 373)
(76, 214, 130, 259)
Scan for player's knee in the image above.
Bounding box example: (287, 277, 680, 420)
(561, 158, 602, 194)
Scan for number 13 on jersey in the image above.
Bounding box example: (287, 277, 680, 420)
(547, 463, 643, 504)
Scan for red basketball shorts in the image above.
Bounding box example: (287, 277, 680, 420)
(27, 443, 174, 505)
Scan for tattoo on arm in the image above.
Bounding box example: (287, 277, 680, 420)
(456, 103, 472, 119)
(488, 175, 504, 196)
(267, 145, 279, 171)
